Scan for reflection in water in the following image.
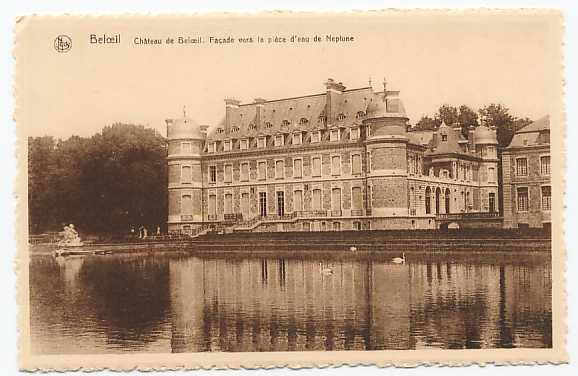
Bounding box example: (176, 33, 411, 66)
(29, 252, 552, 354)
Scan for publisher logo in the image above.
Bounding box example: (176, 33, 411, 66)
(54, 35, 72, 53)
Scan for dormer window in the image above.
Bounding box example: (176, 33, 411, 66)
(217, 128, 224, 134)
(223, 140, 232, 152)
(181, 142, 192, 154)
(337, 113, 346, 121)
(265, 122, 273, 129)
(356, 111, 365, 119)
(240, 138, 249, 150)
(299, 118, 309, 125)
(311, 131, 321, 143)
(231, 126, 240, 133)
(249, 123, 257, 130)
(292, 132, 302, 145)
(258, 136, 266, 148)
(330, 129, 340, 142)
(207, 142, 216, 153)
(282, 120, 290, 127)
(275, 134, 284, 147)
(350, 127, 360, 140)
(318, 115, 327, 125)
(441, 134, 448, 142)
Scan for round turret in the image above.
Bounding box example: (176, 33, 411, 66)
(166, 117, 204, 141)
(364, 99, 408, 138)
(474, 124, 498, 145)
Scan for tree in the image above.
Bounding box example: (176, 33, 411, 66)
(478, 104, 516, 147)
(457, 105, 479, 137)
(437, 105, 459, 127)
(28, 124, 168, 236)
(413, 115, 440, 131)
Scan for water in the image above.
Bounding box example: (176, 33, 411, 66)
(29, 251, 552, 354)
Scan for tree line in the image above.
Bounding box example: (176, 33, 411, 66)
(28, 123, 167, 236)
(411, 103, 533, 148)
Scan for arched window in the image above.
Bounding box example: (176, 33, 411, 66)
(231, 126, 240, 133)
(299, 117, 309, 125)
(445, 188, 451, 214)
(356, 111, 365, 119)
(216, 128, 224, 134)
(265, 122, 273, 128)
(425, 187, 431, 214)
(336, 113, 346, 121)
(318, 115, 327, 125)
(282, 120, 290, 127)
(435, 187, 441, 214)
(249, 123, 257, 130)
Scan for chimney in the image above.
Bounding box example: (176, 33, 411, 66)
(254, 98, 266, 132)
(324, 78, 346, 125)
(224, 98, 240, 135)
(468, 124, 476, 153)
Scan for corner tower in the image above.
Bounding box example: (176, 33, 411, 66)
(363, 88, 411, 225)
(166, 111, 207, 233)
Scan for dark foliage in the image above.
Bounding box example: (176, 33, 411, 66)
(28, 124, 167, 236)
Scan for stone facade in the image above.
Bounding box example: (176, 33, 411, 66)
(501, 116, 551, 229)
(166, 79, 500, 233)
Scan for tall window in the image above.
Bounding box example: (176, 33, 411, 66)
(181, 142, 191, 154)
(351, 154, 362, 175)
(275, 160, 284, 179)
(259, 192, 267, 217)
(367, 151, 372, 172)
(541, 156, 551, 175)
(240, 162, 249, 182)
(312, 157, 322, 177)
(331, 188, 342, 213)
(425, 187, 431, 214)
(293, 132, 302, 145)
(181, 195, 192, 215)
(224, 193, 233, 214)
(240, 139, 249, 150)
(311, 131, 321, 143)
(517, 187, 529, 212)
(208, 142, 216, 153)
(276, 191, 285, 216)
(275, 135, 284, 147)
(209, 165, 217, 183)
(330, 129, 340, 142)
(258, 161, 267, 180)
(224, 164, 233, 183)
(293, 190, 303, 212)
(516, 158, 528, 176)
(312, 189, 322, 211)
(488, 167, 496, 183)
(181, 165, 192, 184)
(223, 140, 232, 152)
(350, 127, 360, 140)
(208, 194, 216, 216)
(541, 186, 551, 211)
(293, 158, 303, 178)
(352, 187, 362, 211)
(240, 193, 250, 218)
(331, 155, 341, 176)
(258, 137, 266, 148)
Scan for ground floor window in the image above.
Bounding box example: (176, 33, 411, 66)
(302, 222, 310, 231)
(182, 225, 191, 234)
(541, 186, 551, 211)
(517, 187, 529, 212)
(353, 221, 361, 230)
(332, 221, 341, 231)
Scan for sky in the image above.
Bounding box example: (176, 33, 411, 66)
(16, 11, 562, 138)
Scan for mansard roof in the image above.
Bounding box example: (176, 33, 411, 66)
(206, 84, 407, 141)
(507, 115, 550, 148)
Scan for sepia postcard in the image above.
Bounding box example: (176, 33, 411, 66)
(15, 10, 567, 370)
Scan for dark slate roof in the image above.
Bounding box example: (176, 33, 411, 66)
(206, 86, 407, 141)
(507, 115, 550, 148)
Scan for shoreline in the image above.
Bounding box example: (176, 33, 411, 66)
(29, 231, 552, 256)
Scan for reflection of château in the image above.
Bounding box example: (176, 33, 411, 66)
(168, 257, 552, 352)
(166, 78, 513, 233)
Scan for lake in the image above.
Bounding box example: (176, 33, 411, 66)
(29, 250, 552, 354)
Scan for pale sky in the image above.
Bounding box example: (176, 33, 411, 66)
(16, 11, 562, 138)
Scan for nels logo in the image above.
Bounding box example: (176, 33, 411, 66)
(54, 35, 72, 53)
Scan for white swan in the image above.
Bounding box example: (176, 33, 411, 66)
(392, 252, 406, 264)
(320, 264, 334, 275)
(349, 246, 357, 252)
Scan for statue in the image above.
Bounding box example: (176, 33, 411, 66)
(57, 223, 83, 247)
